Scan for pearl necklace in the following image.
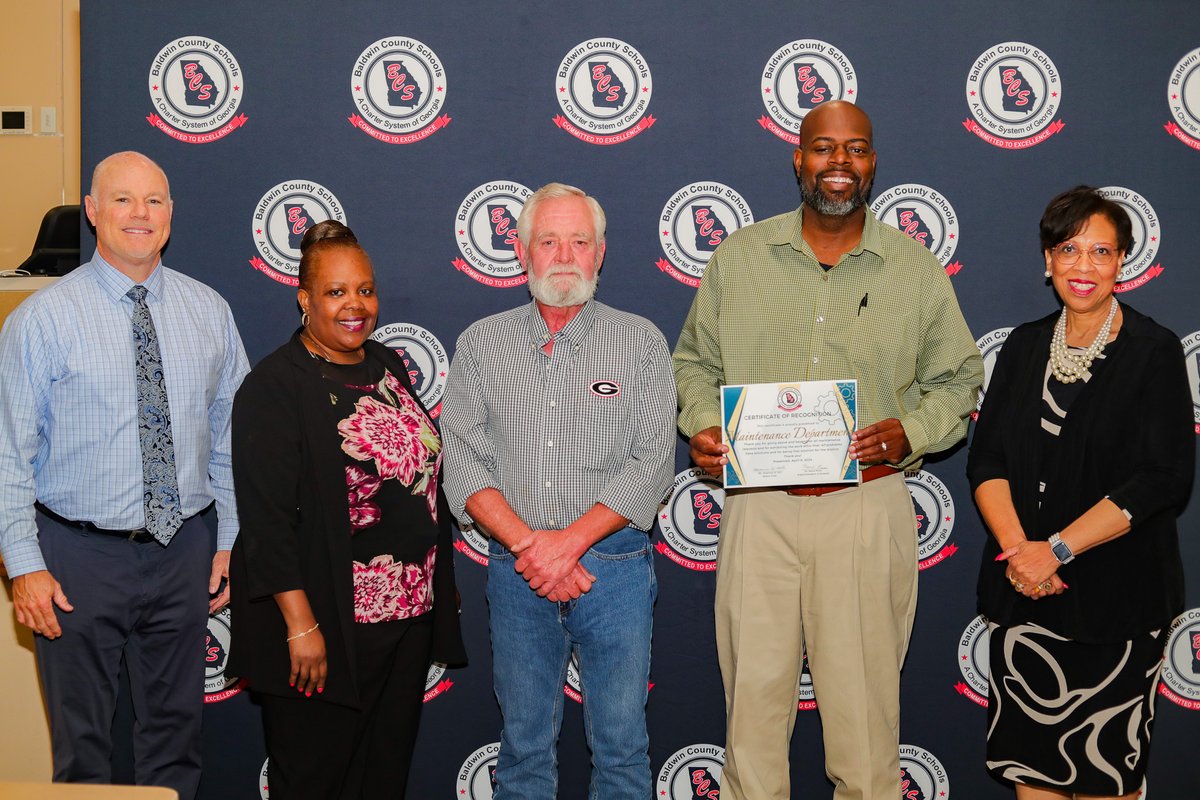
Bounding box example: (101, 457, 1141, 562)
(1049, 297, 1118, 384)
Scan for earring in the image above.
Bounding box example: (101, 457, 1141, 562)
(301, 311, 310, 327)
(1043, 270, 1051, 278)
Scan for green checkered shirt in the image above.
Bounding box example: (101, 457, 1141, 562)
(673, 205, 983, 469)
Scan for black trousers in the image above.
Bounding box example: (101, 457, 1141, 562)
(259, 614, 434, 800)
(34, 512, 210, 800)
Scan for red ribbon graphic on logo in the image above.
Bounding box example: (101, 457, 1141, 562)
(1164, 122, 1200, 151)
(204, 678, 246, 704)
(1158, 682, 1200, 710)
(348, 113, 451, 144)
(147, 113, 247, 144)
(452, 539, 487, 566)
(962, 118, 1065, 149)
(918, 542, 958, 571)
(422, 678, 454, 703)
(654, 258, 702, 288)
(247, 256, 299, 287)
(945, 261, 964, 276)
(1113, 265, 1164, 293)
(757, 115, 801, 145)
(954, 681, 988, 708)
(450, 257, 528, 288)
(552, 114, 656, 145)
(654, 541, 717, 572)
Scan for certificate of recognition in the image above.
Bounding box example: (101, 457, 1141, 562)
(720, 380, 858, 488)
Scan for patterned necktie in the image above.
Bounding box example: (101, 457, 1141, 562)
(128, 285, 182, 544)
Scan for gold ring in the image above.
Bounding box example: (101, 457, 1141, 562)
(1008, 575, 1018, 586)
(1039, 581, 1053, 592)
(1014, 582, 1025, 592)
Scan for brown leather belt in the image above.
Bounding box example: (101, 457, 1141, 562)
(783, 464, 898, 497)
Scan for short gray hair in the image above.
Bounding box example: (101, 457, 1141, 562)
(517, 182, 606, 248)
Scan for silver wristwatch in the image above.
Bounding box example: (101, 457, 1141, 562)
(1048, 532, 1075, 564)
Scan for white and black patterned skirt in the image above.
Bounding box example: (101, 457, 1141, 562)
(986, 621, 1163, 796)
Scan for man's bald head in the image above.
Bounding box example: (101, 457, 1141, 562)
(90, 151, 171, 201)
(798, 101, 873, 149)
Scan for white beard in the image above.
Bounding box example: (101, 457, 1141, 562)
(527, 265, 599, 307)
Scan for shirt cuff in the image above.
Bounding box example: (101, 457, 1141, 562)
(0, 536, 47, 579)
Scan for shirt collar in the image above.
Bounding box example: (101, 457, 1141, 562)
(89, 250, 166, 304)
(525, 298, 599, 349)
(771, 204, 887, 262)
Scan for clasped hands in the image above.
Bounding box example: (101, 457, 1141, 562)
(510, 529, 596, 603)
(996, 540, 1068, 600)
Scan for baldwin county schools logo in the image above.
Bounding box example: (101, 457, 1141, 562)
(905, 469, 958, 570)
(954, 615, 990, 707)
(964, 42, 1064, 149)
(656, 468, 723, 571)
(1097, 186, 1163, 292)
(370, 323, 449, 418)
(974, 327, 1013, 414)
(758, 40, 858, 144)
(349, 36, 449, 144)
(1158, 607, 1200, 710)
(871, 184, 964, 275)
(1165, 47, 1200, 150)
(424, 662, 453, 703)
(452, 181, 532, 288)
(204, 607, 244, 703)
(259, 758, 270, 798)
(656, 183, 754, 287)
(456, 742, 501, 799)
(249, 180, 347, 286)
(553, 38, 656, 145)
(899, 744, 951, 800)
(1182, 331, 1200, 435)
(656, 744, 724, 800)
(147, 36, 247, 143)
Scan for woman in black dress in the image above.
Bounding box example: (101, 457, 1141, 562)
(229, 221, 466, 799)
(968, 186, 1193, 800)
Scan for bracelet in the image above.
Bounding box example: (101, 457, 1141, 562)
(286, 623, 319, 642)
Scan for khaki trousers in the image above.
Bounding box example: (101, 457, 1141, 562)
(715, 474, 918, 800)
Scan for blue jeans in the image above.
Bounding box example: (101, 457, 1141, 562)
(487, 526, 656, 800)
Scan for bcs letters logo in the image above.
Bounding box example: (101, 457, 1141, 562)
(656, 468, 723, 571)
(899, 744, 951, 800)
(964, 41, 1064, 149)
(248, 180, 347, 286)
(147, 36, 247, 143)
(758, 40, 858, 144)
(974, 327, 1013, 415)
(954, 614, 990, 707)
(452, 181, 532, 288)
(656, 182, 753, 287)
(349, 36, 449, 144)
(905, 469, 958, 570)
(1181, 331, 1200, 435)
(204, 607, 244, 703)
(456, 742, 501, 799)
(1158, 607, 1200, 710)
(554, 38, 656, 145)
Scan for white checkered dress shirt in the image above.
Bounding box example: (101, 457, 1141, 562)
(442, 299, 676, 534)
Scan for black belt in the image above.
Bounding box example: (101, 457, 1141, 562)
(35, 503, 159, 544)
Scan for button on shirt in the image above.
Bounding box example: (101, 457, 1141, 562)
(0, 253, 250, 577)
(441, 299, 676, 533)
(673, 206, 983, 470)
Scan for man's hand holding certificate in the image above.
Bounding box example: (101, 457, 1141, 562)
(721, 380, 858, 488)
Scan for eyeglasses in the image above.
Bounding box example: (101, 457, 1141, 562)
(1050, 242, 1118, 267)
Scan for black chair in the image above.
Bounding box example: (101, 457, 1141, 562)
(18, 205, 81, 276)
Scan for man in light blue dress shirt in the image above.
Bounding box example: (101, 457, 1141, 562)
(0, 151, 249, 799)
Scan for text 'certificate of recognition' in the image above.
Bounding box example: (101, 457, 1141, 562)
(721, 380, 858, 488)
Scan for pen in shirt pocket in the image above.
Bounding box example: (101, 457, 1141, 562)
(857, 293, 868, 316)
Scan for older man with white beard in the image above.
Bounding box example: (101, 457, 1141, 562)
(442, 183, 676, 800)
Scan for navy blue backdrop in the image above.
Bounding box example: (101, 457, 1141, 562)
(80, 2, 1200, 797)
